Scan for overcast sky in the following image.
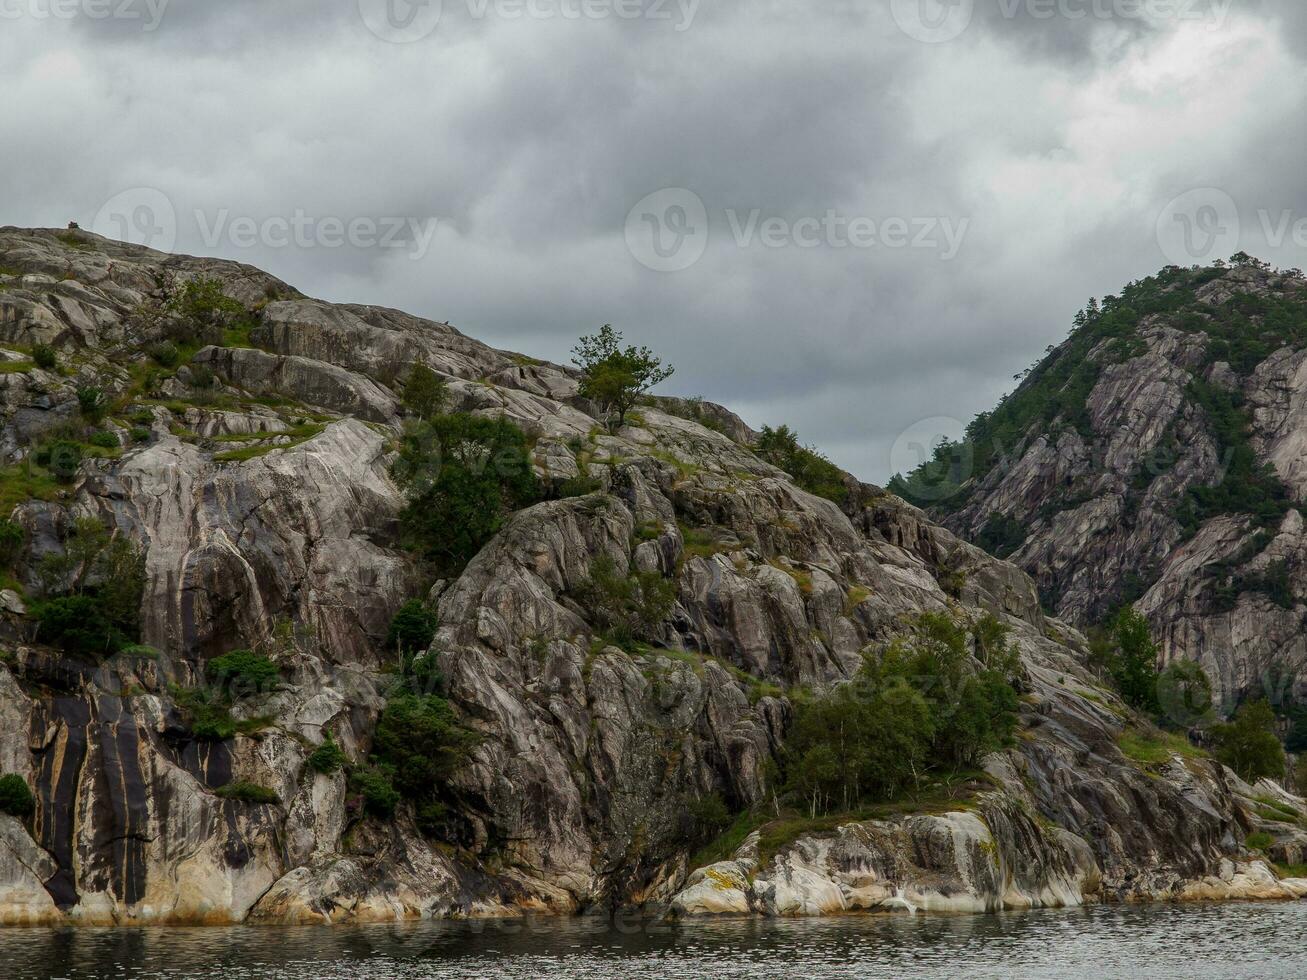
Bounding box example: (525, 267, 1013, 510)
(4, 0, 1307, 482)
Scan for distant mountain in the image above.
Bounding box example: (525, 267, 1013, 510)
(893, 256, 1307, 709)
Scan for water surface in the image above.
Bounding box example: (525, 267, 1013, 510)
(5, 902, 1305, 979)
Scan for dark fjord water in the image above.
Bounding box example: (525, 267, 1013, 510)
(5, 902, 1305, 980)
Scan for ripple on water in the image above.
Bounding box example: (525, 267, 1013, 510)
(4, 903, 1306, 980)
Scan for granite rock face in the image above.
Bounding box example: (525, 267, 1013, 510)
(0, 229, 1298, 925)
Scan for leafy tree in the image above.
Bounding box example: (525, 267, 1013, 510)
(572, 555, 676, 650)
(775, 613, 1022, 817)
(166, 276, 246, 344)
(571, 324, 674, 429)
(1156, 659, 1215, 728)
(0, 774, 35, 817)
(1104, 606, 1160, 712)
(349, 765, 401, 817)
(394, 414, 539, 575)
(37, 439, 83, 482)
(401, 363, 448, 421)
(1212, 700, 1286, 781)
(386, 599, 438, 659)
(756, 425, 848, 505)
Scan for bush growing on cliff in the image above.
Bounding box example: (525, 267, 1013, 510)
(1099, 606, 1161, 713)
(572, 555, 676, 650)
(756, 425, 848, 505)
(1212, 700, 1286, 782)
(307, 732, 347, 775)
(0, 519, 25, 568)
(208, 649, 280, 696)
(214, 781, 280, 805)
(393, 413, 539, 575)
(571, 324, 674, 430)
(166, 276, 248, 346)
(386, 599, 438, 659)
(401, 363, 448, 421)
(775, 613, 1021, 816)
(0, 774, 35, 817)
(31, 518, 145, 659)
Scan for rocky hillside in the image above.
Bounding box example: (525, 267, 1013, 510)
(0, 229, 1302, 926)
(893, 258, 1307, 712)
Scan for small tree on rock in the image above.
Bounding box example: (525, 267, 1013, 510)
(571, 324, 674, 429)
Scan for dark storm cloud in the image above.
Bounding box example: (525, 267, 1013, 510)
(3, 0, 1305, 482)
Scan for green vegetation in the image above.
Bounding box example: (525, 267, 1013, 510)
(385, 599, 438, 659)
(773, 613, 1020, 816)
(307, 733, 347, 775)
(214, 781, 280, 805)
(1117, 727, 1208, 766)
(1245, 831, 1275, 852)
(1096, 607, 1161, 713)
(401, 363, 448, 421)
(0, 774, 35, 817)
(393, 412, 539, 575)
(351, 658, 478, 835)
(31, 344, 56, 370)
(756, 424, 848, 505)
(208, 649, 279, 695)
(31, 518, 145, 659)
(571, 324, 674, 429)
(166, 276, 252, 346)
(0, 520, 25, 570)
(571, 555, 677, 651)
(1212, 700, 1286, 782)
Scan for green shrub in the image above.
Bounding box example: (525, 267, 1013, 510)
(371, 692, 478, 801)
(1100, 606, 1161, 712)
(557, 474, 602, 498)
(386, 599, 438, 658)
(0, 774, 35, 817)
(214, 781, 280, 805)
(756, 425, 848, 504)
(32, 344, 57, 370)
(32, 595, 124, 657)
(394, 413, 539, 575)
(31, 520, 144, 658)
(208, 649, 279, 695)
(174, 686, 238, 741)
(1213, 700, 1286, 781)
(401, 363, 448, 420)
(0, 520, 24, 568)
(571, 555, 676, 650)
(149, 341, 181, 368)
(307, 733, 347, 775)
(130, 426, 152, 443)
(76, 387, 106, 421)
(687, 793, 733, 839)
(166, 277, 248, 345)
(349, 764, 401, 817)
(87, 431, 119, 449)
(36, 439, 83, 482)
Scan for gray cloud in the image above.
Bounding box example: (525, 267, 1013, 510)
(3, 0, 1305, 483)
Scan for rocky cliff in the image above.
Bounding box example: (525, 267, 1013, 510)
(0, 229, 1301, 926)
(893, 259, 1307, 715)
